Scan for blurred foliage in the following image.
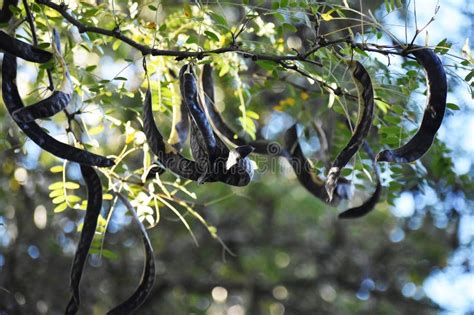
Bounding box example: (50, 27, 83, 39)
(0, 0, 473, 314)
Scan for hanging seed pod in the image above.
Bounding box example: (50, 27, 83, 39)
(107, 193, 155, 315)
(338, 141, 382, 219)
(180, 64, 220, 182)
(201, 64, 286, 157)
(12, 29, 73, 122)
(376, 46, 447, 163)
(142, 86, 212, 182)
(284, 124, 345, 205)
(0, 0, 18, 23)
(0, 30, 52, 63)
(143, 83, 254, 186)
(65, 165, 102, 315)
(2, 53, 114, 167)
(325, 60, 375, 202)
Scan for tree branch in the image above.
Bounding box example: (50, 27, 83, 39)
(35, 0, 406, 66)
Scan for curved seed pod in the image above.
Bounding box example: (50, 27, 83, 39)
(180, 65, 220, 181)
(376, 47, 447, 163)
(325, 60, 375, 202)
(0, 30, 52, 63)
(201, 64, 284, 157)
(142, 86, 213, 182)
(191, 64, 254, 185)
(0, 0, 18, 23)
(284, 124, 342, 205)
(65, 165, 102, 315)
(2, 53, 114, 167)
(12, 30, 73, 122)
(339, 141, 382, 219)
(107, 193, 155, 315)
(202, 64, 246, 146)
(143, 86, 253, 186)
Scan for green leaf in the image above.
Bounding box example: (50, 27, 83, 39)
(204, 30, 220, 42)
(465, 70, 473, 82)
(54, 202, 68, 213)
(49, 190, 63, 198)
(391, 105, 405, 114)
(65, 182, 80, 189)
(208, 12, 228, 29)
(341, 168, 353, 177)
(37, 43, 50, 49)
(384, 115, 402, 125)
(85, 65, 97, 72)
(48, 182, 63, 190)
(434, 39, 452, 54)
(67, 195, 82, 203)
(380, 126, 401, 135)
(255, 60, 277, 71)
(282, 23, 297, 33)
(52, 196, 66, 204)
(446, 103, 460, 111)
(50, 165, 63, 173)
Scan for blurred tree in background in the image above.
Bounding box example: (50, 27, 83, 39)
(0, 0, 473, 314)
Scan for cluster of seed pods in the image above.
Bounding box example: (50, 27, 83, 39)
(1, 5, 155, 314)
(1, 1, 448, 312)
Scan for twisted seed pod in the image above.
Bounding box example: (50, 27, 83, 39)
(180, 65, 220, 181)
(177, 65, 254, 186)
(12, 30, 73, 122)
(0, 30, 52, 63)
(284, 124, 343, 205)
(65, 165, 102, 315)
(201, 64, 285, 156)
(376, 47, 447, 163)
(107, 193, 155, 315)
(142, 86, 213, 182)
(2, 53, 114, 167)
(338, 141, 382, 219)
(0, 0, 18, 23)
(325, 60, 375, 201)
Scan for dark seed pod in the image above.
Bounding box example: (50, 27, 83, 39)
(143, 76, 253, 186)
(188, 64, 254, 185)
(0, 0, 18, 23)
(202, 64, 246, 146)
(218, 144, 254, 186)
(12, 30, 73, 122)
(338, 141, 382, 219)
(376, 47, 447, 163)
(201, 64, 285, 156)
(326, 60, 375, 201)
(107, 193, 155, 315)
(2, 53, 114, 167)
(65, 165, 102, 315)
(142, 86, 212, 182)
(0, 30, 52, 63)
(180, 65, 220, 181)
(284, 124, 342, 205)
